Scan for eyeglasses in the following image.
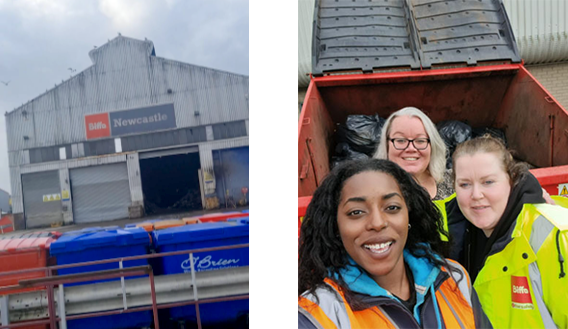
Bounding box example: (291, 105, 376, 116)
(389, 138, 430, 150)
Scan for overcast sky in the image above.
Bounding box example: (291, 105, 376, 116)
(0, 0, 249, 194)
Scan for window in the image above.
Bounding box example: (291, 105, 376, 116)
(114, 138, 122, 153)
(59, 147, 66, 160)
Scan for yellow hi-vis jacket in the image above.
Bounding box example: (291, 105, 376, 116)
(439, 202, 568, 329)
(473, 203, 568, 328)
(552, 195, 568, 208)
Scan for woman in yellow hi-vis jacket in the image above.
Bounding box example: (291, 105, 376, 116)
(298, 159, 491, 328)
(438, 135, 568, 328)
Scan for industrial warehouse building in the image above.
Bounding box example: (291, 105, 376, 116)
(5, 36, 249, 229)
(0, 189, 9, 214)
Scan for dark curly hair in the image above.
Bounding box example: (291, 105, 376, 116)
(298, 159, 451, 308)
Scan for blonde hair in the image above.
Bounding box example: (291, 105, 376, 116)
(451, 134, 527, 187)
(373, 107, 447, 183)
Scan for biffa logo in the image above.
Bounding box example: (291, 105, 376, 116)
(511, 276, 534, 310)
(89, 122, 107, 130)
(512, 285, 529, 294)
(85, 113, 110, 139)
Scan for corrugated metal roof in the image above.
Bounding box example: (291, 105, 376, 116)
(6, 36, 249, 152)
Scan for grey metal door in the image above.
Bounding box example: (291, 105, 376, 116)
(22, 170, 63, 228)
(70, 163, 131, 223)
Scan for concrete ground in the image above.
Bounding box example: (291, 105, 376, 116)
(1, 205, 249, 238)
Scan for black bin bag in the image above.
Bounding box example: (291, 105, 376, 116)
(472, 127, 508, 147)
(330, 143, 369, 169)
(336, 114, 385, 156)
(437, 120, 472, 169)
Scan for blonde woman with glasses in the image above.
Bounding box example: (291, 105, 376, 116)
(374, 107, 451, 200)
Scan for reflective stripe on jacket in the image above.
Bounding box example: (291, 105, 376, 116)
(298, 260, 482, 329)
(472, 203, 568, 329)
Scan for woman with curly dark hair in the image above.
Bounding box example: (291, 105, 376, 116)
(298, 159, 490, 328)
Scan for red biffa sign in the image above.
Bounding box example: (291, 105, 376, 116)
(85, 113, 111, 140)
(511, 276, 534, 310)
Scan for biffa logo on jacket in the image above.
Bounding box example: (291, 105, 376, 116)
(511, 276, 534, 310)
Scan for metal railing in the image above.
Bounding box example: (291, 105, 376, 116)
(0, 243, 249, 329)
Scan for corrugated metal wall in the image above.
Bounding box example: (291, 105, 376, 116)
(297, 0, 568, 86)
(84, 139, 115, 157)
(19, 154, 126, 174)
(212, 121, 248, 140)
(198, 137, 250, 195)
(8, 150, 29, 167)
(0, 190, 10, 213)
(121, 126, 207, 152)
(213, 147, 249, 206)
(502, 0, 568, 64)
(198, 137, 250, 172)
(10, 168, 22, 213)
(148, 59, 249, 126)
(6, 35, 249, 152)
(299, 0, 316, 87)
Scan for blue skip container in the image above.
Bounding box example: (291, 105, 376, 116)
(228, 216, 249, 225)
(49, 226, 153, 329)
(152, 221, 249, 325)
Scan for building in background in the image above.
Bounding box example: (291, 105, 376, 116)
(0, 189, 10, 214)
(298, 0, 568, 110)
(5, 36, 249, 229)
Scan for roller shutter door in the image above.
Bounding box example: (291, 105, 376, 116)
(22, 170, 63, 228)
(70, 163, 131, 223)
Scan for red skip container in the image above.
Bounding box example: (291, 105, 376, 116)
(199, 212, 247, 223)
(0, 235, 57, 294)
